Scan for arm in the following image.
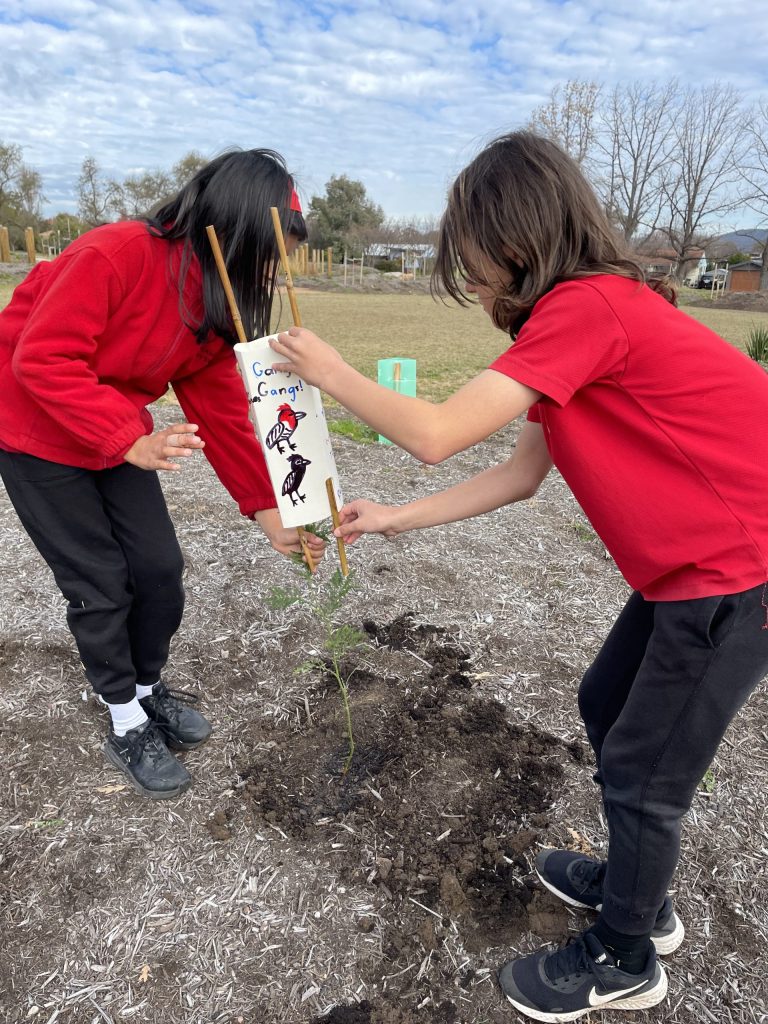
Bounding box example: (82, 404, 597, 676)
(11, 247, 149, 458)
(270, 328, 540, 464)
(337, 420, 552, 542)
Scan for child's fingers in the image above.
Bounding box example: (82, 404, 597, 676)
(335, 528, 362, 544)
(167, 422, 200, 435)
(164, 424, 204, 448)
(338, 502, 364, 522)
(162, 444, 193, 459)
(335, 520, 365, 540)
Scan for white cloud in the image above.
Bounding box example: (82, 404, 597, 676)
(0, 0, 765, 219)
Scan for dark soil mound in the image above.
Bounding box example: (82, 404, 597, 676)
(240, 618, 579, 961)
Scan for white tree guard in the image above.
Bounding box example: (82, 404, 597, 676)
(234, 335, 343, 529)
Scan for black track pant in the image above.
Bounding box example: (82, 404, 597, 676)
(0, 452, 184, 704)
(578, 583, 768, 935)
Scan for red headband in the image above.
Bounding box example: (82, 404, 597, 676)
(290, 188, 302, 213)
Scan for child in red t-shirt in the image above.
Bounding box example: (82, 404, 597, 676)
(270, 131, 768, 1020)
(0, 150, 325, 801)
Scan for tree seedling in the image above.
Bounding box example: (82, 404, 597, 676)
(266, 535, 366, 774)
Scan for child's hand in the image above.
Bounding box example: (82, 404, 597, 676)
(336, 500, 402, 543)
(270, 327, 345, 388)
(253, 508, 327, 565)
(124, 422, 205, 471)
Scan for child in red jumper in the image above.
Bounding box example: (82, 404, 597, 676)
(0, 148, 325, 800)
(269, 132, 768, 1020)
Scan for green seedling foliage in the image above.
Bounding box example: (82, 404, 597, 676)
(326, 623, 368, 656)
(266, 563, 363, 774)
(264, 584, 305, 611)
(303, 521, 332, 542)
(700, 766, 716, 793)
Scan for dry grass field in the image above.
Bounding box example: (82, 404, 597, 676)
(3, 274, 767, 403)
(0, 274, 18, 309)
(274, 290, 768, 402)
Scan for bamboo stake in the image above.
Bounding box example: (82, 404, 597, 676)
(296, 529, 316, 572)
(269, 206, 349, 576)
(205, 225, 247, 344)
(269, 207, 302, 327)
(206, 222, 315, 574)
(326, 478, 349, 577)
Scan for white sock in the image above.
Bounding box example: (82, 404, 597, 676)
(107, 697, 149, 736)
(136, 681, 159, 700)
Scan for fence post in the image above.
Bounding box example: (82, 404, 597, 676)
(0, 226, 10, 263)
(327, 247, 333, 277)
(25, 227, 36, 265)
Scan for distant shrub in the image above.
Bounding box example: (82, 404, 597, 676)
(745, 324, 768, 366)
(373, 258, 402, 272)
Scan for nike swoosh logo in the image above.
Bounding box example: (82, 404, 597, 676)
(588, 980, 646, 1007)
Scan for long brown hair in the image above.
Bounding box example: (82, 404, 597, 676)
(433, 130, 675, 335)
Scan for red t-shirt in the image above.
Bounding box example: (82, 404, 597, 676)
(489, 275, 768, 600)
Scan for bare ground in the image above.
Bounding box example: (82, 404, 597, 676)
(1, 405, 767, 1024)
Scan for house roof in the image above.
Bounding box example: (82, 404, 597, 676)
(728, 260, 762, 271)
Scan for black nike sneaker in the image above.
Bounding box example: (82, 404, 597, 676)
(536, 850, 685, 955)
(499, 930, 667, 1022)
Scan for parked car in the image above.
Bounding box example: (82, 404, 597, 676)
(697, 269, 727, 289)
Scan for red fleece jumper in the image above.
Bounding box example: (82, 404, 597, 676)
(0, 222, 276, 517)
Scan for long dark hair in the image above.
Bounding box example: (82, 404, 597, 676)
(147, 149, 307, 344)
(433, 130, 675, 336)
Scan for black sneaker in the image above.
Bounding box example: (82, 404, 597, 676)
(536, 850, 685, 955)
(139, 683, 212, 750)
(499, 930, 667, 1022)
(104, 719, 191, 799)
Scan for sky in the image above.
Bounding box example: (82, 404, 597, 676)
(1, 0, 767, 221)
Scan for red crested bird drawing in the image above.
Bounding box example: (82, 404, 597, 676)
(282, 454, 311, 506)
(265, 403, 307, 454)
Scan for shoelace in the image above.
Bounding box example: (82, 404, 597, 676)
(147, 684, 200, 721)
(544, 936, 596, 984)
(125, 720, 168, 766)
(571, 857, 606, 895)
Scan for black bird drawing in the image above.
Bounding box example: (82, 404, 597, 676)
(282, 454, 311, 506)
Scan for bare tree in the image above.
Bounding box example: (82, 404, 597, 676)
(112, 169, 174, 219)
(171, 151, 208, 190)
(528, 80, 601, 166)
(0, 141, 23, 209)
(77, 157, 120, 226)
(660, 83, 747, 279)
(15, 166, 44, 219)
(596, 80, 679, 242)
(738, 97, 768, 290)
(0, 141, 44, 219)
